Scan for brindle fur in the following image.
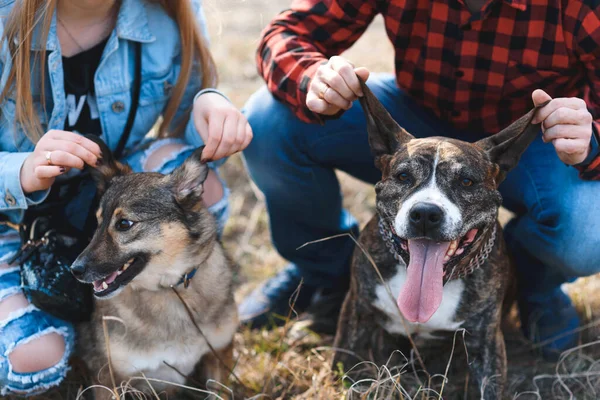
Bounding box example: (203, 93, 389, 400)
(333, 79, 548, 398)
(73, 139, 238, 399)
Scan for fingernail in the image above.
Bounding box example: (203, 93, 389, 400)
(96, 158, 102, 166)
(201, 158, 211, 164)
(59, 167, 66, 173)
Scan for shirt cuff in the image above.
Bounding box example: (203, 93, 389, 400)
(574, 123, 600, 168)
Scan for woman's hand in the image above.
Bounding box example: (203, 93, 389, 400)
(306, 56, 370, 116)
(20, 130, 102, 194)
(532, 89, 593, 165)
(193, 92, 253, 162)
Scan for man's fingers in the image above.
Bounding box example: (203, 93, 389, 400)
(211, 115, 238, 160)
(543, 108, 592, 130)
(306, 92, 342, 115)
(553, 138, 589, 157)
(354, 67, 370, 83)
(329, 58, 363, 97)
(533, 97, 588, 124)
(532, 89, 552, 108)
(320, 68, 355, 101)
(543, 124, 589, 142)
(310, 77, 351, 109)
(34, 166, 65, 179)
(202, 112, 225, 162)
(43, 130, 102, 157)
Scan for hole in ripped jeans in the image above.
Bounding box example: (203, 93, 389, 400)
(9, 332, 66, 374)
(0, 267, 67, 374)
(0, 293, 29, 321)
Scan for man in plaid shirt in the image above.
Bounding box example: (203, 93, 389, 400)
(240, 0, 600, 357)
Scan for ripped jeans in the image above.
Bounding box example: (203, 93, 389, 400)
(0, 138, 229, 396)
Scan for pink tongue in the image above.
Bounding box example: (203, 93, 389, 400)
(398, 239, 451, 323)
(93, 271, 119, 291)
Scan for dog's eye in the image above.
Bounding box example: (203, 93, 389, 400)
(115, 219, 134, 231)
(461, 178, 474, 187)
(397, 172, 411, 183)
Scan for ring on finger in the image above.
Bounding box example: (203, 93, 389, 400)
(45, 151, 53, 166)
(318, 84, 330, 100)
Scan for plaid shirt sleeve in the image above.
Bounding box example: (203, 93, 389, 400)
(257, 0, 379, 123)
(566, 1, 600, 180)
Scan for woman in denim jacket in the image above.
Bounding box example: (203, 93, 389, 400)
(0, 0, 251, 395)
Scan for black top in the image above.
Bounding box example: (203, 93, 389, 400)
(62, 38, 109, 135)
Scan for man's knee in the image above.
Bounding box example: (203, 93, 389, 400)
(535, 210, 598, 277)
(243, 86, 304, 164)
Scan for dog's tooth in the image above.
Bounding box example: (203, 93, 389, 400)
(444, 255, 450, 262)
(102, 281, 109, 290)
(117, 270, 122, 276)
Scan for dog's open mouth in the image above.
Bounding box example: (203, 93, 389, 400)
(92, 256, 145, 298)
(394, 229, 480, 324)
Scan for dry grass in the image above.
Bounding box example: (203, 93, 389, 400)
(12, 1, 600, 399)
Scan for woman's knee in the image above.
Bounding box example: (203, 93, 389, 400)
(242, 86, 307, 166)
(0, 276, 71, 395)
(8, 332, 66, 374)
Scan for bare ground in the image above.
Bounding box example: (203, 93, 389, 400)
(15, 1, 600, 399)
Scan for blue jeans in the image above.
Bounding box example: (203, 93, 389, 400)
(0, 138, 230, 396)
(243, 73, 600, 297)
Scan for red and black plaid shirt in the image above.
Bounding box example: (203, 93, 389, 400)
(257, 0, 600, 179)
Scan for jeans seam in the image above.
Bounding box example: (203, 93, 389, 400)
(522, 166, 546, 219)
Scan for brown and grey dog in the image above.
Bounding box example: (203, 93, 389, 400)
(71, 141, 238, 399)
(333, 80, 548, 398)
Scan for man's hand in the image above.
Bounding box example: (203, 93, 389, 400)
(532, 89, 593, 165)
(193, 92, 253, 162)
(306, 56, 370, 116)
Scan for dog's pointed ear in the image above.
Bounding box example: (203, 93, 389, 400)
(170, 146, 209, 207)
(84, 134, 132, 195)
(475, 100, 550, 184)
(358, 77, 414, 169)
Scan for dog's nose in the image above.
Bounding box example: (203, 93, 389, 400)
(70, 262, 86, 279)
(409, 203, 443, 235)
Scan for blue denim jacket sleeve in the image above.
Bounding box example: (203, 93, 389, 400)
(0, 151, 50, 223)
(181, 0, 229, 168)
(0, 15, 49, 223)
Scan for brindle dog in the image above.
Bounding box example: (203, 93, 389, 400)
(333, 79, 549, 398)
(71, 140, 238, 399)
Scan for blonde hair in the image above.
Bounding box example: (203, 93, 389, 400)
(0, 0, 217, 142)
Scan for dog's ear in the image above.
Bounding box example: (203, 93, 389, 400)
(475, 100, 550, 184)
(358, 77, 414, 170)
(170, 146, 209, 207)
(84, 134, 132, 195)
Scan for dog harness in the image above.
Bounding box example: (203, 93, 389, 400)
(378, 219, 497, 282)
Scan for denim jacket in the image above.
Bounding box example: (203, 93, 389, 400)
(0, 0, 222, 224)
